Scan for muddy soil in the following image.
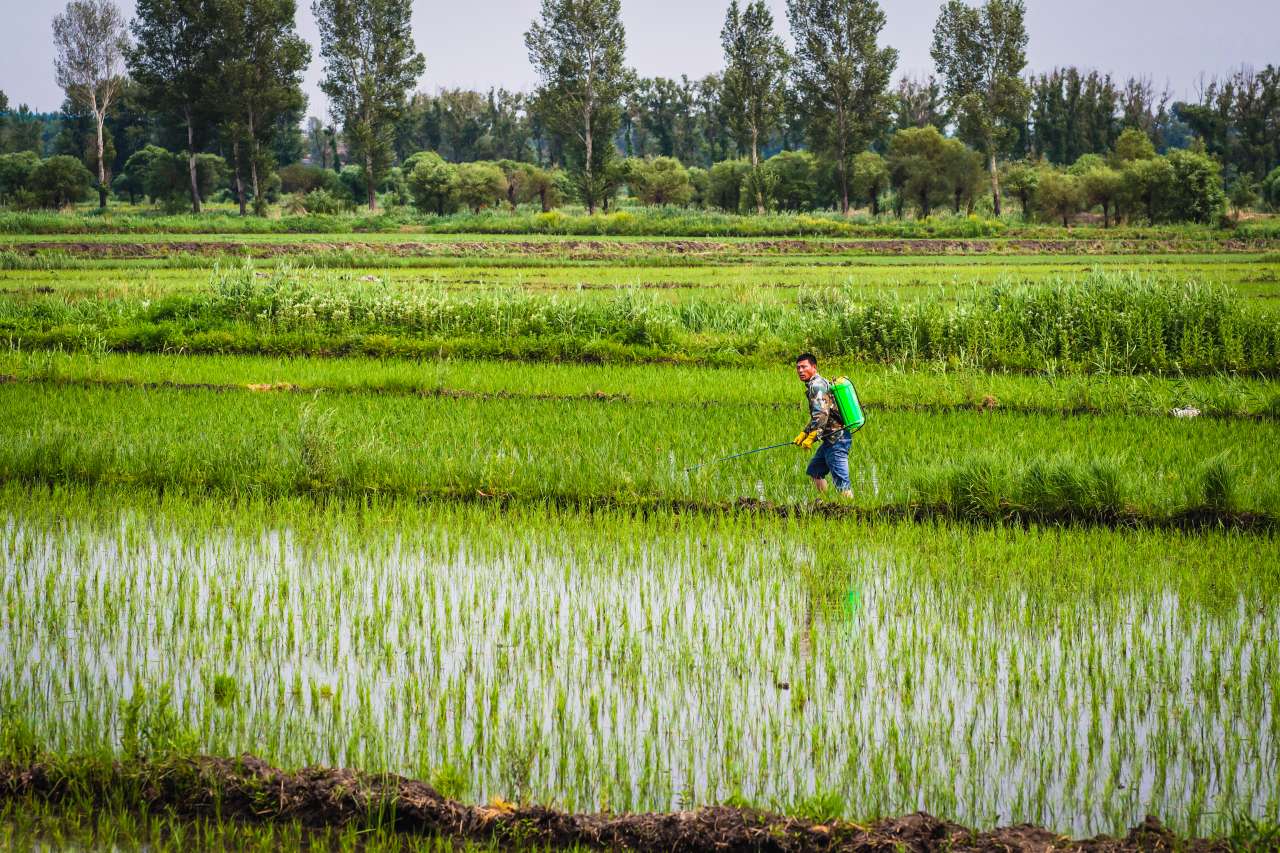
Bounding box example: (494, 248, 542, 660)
(0, 754, 1236, 851)
(9, 236, 1275, 259)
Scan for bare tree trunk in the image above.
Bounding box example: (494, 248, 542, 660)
(751, 126, 764, 215)
(365, 148, 377, 210)
(583, 99, 595, 215)
(836, 106, 850, 215)
(93, 95, 107, 209)
(185, 106, 201, 214)
(870, 185, 879, 217)
(247, 107, 261, 211)
(232, 140, 247, 216)
(988, 149, 1001, 217)
(837, 155, 849, 216)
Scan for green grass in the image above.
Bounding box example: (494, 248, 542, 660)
(2, 203, 1279, 239)
(2, 221, 1277, 840)
(1, 377, 1275, 522)
(5, 264, 1277, 374)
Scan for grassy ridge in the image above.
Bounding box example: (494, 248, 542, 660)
(2, 379, 1274, 524)
(5, 349, 1280, 419)
(3, 206, 1279, 239)
(4, 264, 1278, 374)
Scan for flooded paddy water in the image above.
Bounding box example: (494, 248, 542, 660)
(3, 487, 1275, 837)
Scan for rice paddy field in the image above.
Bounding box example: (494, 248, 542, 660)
(2, 225, 1279, 849)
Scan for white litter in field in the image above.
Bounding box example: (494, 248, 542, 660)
(1172, 406, 1201, 419)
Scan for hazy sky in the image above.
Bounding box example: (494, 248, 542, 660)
(3, 0, 1277, 116)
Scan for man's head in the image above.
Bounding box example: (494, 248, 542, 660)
(795, 353, 818, 382)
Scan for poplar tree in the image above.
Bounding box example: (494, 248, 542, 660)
(216, 0, 309, 215)
(127, 0, 218, 212)
(313, 0, 424, 210)
(52, 0, 129, 208)
(720, 0, 788, 213)
(786, 0, 898, 215)
(931, 0, 1030, 215)
(525, 0, 631, 215)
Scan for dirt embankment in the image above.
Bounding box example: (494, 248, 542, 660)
(1, 754, 1238, 851)
(9, 236, 1276, 259)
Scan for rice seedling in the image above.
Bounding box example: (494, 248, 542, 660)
(1, 378, 1275, 523)
(1, 218, 1275, 844)
(5, 348, 1280, 419)
(1, 483, 1275, 838)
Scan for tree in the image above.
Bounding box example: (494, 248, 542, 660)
(102, 78, 157, 177)
(314, 0, 424, 211)
(887, 125, 951, 217)
(892, 74, 950, 132)
(849, 150, 888, 215)
(787, 0, 898, 215)
(1028, 68, 1121, 164)
(720, 1, 788, 213)
(135, 148, 226, 209)
(52, 0, 129, 208)
(28, 155, 95, 208)
(1227, 174, 1258, 222)
(1122, 155, 1174, 223)
(623, 156, 692, 206)
(931, 0, 1030, 216)
(0, 152, 39, 205)
(1165, 149, 1226, 224)
(522, 164, 565, 211)
(216, 0, 310, 215)
(525, 0, 630, 215)
(768, 150, 817, 211)
(454, 161, 507, 213)
(687, 166, 709, 206)
(1077, 162, 1122, 227)
(1034, 168, 1082, 226)
(1262, 166, 1280, 212)
(118, 144, 168, 202)
(1000, 160, 1038, 219)
(1111, 126, 1155, 165)
(941, 137, 985, 212)
(706, 158, 752, 211)
(127, 0, 219, 212)
(3, 105, 46, 155)
(278, 162, 339, 194)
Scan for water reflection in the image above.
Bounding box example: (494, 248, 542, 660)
(1, 514, 1275, 837)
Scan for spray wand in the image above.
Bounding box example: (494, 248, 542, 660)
(682, 441, 796, 474)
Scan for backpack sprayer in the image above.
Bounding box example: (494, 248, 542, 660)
(683, 376, 866, 474)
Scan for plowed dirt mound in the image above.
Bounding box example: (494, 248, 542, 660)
(1, 754, 1235, 850)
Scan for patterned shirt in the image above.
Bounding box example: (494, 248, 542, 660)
(804, 373, 846, 439)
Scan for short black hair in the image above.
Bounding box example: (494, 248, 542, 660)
(796, 352, 817, 367)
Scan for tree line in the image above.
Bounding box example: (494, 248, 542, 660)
(0, 0, 1277, 220)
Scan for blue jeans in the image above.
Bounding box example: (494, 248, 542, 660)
(806, 430, 852, 491)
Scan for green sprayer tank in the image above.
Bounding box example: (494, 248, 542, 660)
(832, 376, 866, 431)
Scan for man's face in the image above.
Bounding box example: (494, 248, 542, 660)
(796, 359, 816, 382)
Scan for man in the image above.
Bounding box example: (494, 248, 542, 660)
(793, 353, 852, 498)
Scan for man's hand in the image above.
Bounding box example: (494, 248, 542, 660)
(793, 430, 819, 449)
